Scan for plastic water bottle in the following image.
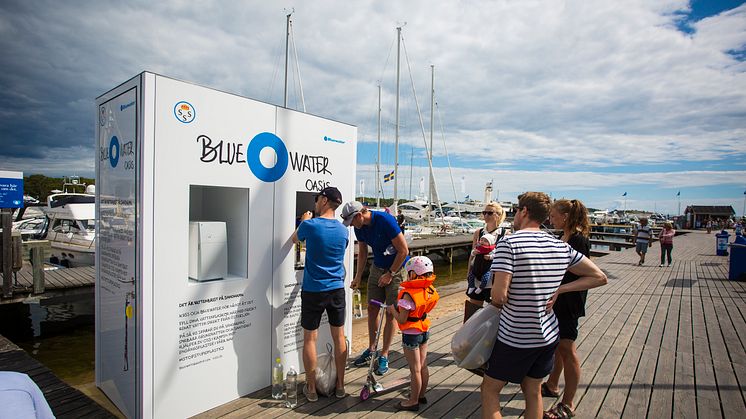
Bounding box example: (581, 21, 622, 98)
(272, 357, 284, 400)
(285, 366, 297, 408)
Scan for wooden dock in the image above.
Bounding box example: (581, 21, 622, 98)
(195, 229, 746, 418)
(0, 264, 95, 304)
(0, 334, 115, 418)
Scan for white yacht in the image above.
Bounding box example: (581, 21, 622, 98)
(42, 176, 96, 267)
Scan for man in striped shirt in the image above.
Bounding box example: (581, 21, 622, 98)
(481, 192, 607, 419)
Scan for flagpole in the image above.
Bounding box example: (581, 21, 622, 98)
(678, 192, 681, 216)
(742, 190, 745, 218)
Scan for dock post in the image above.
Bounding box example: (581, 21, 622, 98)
(32, 246, 45, 294)
(2, 209, 12, 298)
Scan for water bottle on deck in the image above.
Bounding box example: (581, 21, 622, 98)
(271, 357, 284, 399)
(285, 366, 298, 408)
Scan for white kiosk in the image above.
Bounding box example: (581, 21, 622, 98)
(95, 72, 356, 418)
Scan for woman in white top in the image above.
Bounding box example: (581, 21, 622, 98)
(463, 202, 509, 322)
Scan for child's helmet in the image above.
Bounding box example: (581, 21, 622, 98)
(405, 256, 434, 276)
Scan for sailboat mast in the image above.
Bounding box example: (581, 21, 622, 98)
(429, 64, 434, 222)
(393, 26, 401, 212)
(283, 11, 292, 108)
(376, 83, 382, 208)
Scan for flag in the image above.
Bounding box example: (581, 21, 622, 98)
(622, 192, 627, 197)
(465, 194, 470, 200)
(677, 191, 680, 196)
(383, 170, 395, 183)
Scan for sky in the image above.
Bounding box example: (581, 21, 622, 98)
(1, 0, 745, 215)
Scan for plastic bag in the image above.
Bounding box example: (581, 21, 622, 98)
(451, 304, 501, 369)
(314, 343, 336, 396)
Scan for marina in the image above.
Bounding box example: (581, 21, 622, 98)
(194, 229, 746, 418)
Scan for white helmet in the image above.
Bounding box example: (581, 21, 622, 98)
(405, 256, 434, 276)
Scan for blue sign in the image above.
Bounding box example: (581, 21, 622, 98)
(0, 172, 24, 208)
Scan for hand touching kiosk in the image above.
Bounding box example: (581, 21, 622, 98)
(96, 73, 356, 418)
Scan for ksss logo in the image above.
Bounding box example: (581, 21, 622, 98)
(174, 101, 196, 123)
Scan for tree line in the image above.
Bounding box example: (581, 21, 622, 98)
(23, 174, 95, 201)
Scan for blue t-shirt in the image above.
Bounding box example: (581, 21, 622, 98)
(297, 217, 349, 292)
(354, 211, 409, 270)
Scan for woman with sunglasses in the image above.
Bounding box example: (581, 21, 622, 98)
(463, 202, 509, 322)
(542, 199, 591, 419)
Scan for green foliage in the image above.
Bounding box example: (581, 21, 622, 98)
(23, 174, 95, 201)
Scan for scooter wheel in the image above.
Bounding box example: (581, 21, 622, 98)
(360, 386, 370, 401)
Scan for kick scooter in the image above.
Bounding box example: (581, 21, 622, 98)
(359, 299, 410, 401)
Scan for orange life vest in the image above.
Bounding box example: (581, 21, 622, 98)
(396, 275, 439, 332)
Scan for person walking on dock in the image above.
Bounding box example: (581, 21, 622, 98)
(464, 202, 509, 322)
(480, 192, 607, 419)
(632, 217, 653, 265)
(342, 201, 410, 376)
(658, 221, 676, 267)
(292, 187, 349, 400)
(542, 199, 591, 418)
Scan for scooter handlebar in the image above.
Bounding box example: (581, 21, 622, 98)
(369, 299, 385, 307)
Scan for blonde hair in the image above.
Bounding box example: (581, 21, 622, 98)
(484, 202, 507, 225)
(552, 199, 590, 237)
(664, 221, 673, 229)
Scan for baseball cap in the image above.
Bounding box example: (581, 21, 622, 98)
(405, 256, 434, 276)
(340, 201, 364, 226)
(317, 186, 342, 204)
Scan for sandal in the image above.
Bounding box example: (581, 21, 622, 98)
(543, 402, 575, 419)
(541, 382, 560, 398)
(395, 401, 420, 411)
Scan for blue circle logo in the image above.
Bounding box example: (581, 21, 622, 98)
(109, 136, 120, 168)
(174, 101, 196, 124)
(246, 132, 288, 182)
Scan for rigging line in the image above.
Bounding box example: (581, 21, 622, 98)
(436, 101, 462, 219)
(400, 35, 443, 217)
(290, 20, 306, 112)
(379, 35, 397, 88)
(267, 27, 285, 103)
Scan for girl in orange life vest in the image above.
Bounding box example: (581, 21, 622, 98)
(386, 256, 439, 411)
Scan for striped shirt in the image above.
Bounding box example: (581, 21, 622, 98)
(635, 225, 652, 243)
(491, 230, 585, 348)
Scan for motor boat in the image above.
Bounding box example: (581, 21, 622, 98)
(42, 176, 96, 267)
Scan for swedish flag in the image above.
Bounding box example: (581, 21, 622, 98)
(383, 170, 395, 183)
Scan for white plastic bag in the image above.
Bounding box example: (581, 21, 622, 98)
(314, 343, 336, 396)
(451, 304, 501, 369)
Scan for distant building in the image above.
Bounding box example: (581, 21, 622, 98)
(684, 205, 736, 229)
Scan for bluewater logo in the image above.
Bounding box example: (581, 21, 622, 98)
(246, 132, 288, 182)
(120, 101, 135, 111)
(174, 101, 196, 124)
(323, 135, 345, 144)
(109, 136, 120, 168)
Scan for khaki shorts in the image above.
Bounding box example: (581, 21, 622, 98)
(367, 264, 403, 305)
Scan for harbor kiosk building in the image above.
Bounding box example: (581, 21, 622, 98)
(95, 72, 356, 418)
(684, 205, 736, 229)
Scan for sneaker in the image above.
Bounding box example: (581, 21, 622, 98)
(375, 355, 389, 375)
(660, 264, 664, 267)
(335, 387, 346, 399)
(353, 348, 372, 367)
(303, 384, 318, 402)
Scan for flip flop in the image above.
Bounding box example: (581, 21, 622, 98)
(395, 401, 420, 411)
(541, 382, 560, 398)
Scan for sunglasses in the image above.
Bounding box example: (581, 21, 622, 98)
(482, 211, 496, 215)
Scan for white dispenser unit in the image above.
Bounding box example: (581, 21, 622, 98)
(189, 221, 228, 281)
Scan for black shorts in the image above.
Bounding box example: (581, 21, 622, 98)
(301, 288, 346, 330)
(485, 339, 558, 384)
(556, 315, 579, 341)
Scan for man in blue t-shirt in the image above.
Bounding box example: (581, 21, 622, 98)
(341, 201, 409, 375)
(292, 186, 349, 401)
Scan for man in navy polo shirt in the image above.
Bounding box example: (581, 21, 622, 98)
(341, 202, 409, 375)
(293, 187, 349, 401)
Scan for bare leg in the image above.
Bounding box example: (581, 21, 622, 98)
(366, 304, 380, 351)
(402, 347, 421, 407)
(481, 375, 507, 419)
(545, 350, 564, 394)
(521, 376, 543, 419)
(380, 310, 396, 357)
(418, 342, 429, 399)
(329, 325, 347, 389)
(302, 329, 318, 392)
(558, 340, 580, 410)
